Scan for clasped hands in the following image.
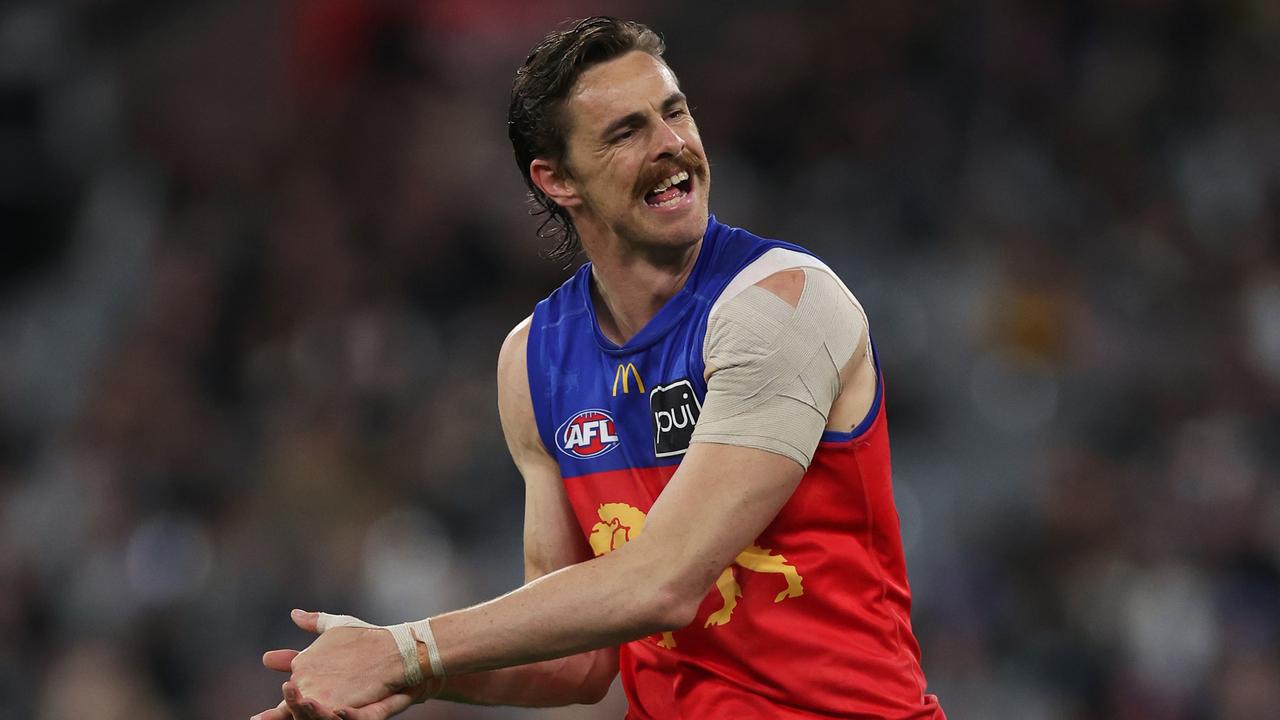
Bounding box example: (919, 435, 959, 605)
(251, 609, 435, 720)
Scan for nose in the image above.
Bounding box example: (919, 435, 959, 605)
(652, 120, 686, 160)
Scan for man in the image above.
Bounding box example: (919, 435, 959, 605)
(254, 17, 945, 720)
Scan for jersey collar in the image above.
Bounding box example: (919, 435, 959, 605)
(581, 215, 726, 355)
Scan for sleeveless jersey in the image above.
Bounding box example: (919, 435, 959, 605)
(526, 217, 945, 719)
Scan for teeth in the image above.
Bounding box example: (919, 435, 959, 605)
(650, 170, 689, 194)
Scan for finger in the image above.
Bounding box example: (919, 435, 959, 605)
(249, 700, 290, 720)
(284, 681, 342, 720)
(291, 608, 321, 634)
(263, 648, 300, 672)
(336, 694, 415, 720)
(283, 682, 314, 720)
(298, 698, 341, 720)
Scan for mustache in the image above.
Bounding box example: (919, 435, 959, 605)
(636, 148, 707, 194)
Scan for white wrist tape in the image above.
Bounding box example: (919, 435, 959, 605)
(387, 623, 424, 686)
(408, 618, 446, 680)
(315, 612, 446, 689)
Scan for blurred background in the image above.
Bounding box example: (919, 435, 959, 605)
(2, 0, 1278, 718)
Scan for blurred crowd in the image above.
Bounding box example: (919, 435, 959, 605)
(1, 1, 1277, 718)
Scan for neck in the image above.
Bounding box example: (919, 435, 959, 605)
(586, 236, 703, 346)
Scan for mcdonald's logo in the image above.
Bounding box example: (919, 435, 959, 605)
(612, 363, 645, 396)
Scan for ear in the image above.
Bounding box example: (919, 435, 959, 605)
(530, 158, 582, 208)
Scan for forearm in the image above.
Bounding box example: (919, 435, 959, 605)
(435, 648, 616, 707)
(427, 535, 694, 677)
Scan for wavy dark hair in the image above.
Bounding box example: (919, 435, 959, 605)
(508, 17, 666, 265)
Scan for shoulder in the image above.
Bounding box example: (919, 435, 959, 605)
(701, 262, 870, 386)
(497, 315, 554, 461)
(752, 268, 806, 307)
(708, 268, 866, 342)
(709, 245, 865, 322)
(497, 315, 532, 390)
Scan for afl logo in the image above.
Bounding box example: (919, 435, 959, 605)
(557, 409, 621, 459)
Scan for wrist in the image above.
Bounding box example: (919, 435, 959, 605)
(408, 674, 447, 704)
(409, 618, 446, 699)
(416, 629, 430, 675)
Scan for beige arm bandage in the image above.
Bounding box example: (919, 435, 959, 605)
(690, 267, 865, 468)
(316, 612, 446, 692)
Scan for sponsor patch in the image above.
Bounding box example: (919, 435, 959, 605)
(557, 409, 621, 459)
(650, 379, 702, 457)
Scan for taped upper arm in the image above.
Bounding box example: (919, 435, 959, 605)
(497, 318, 592, 581)
(692, 267, 870, 467)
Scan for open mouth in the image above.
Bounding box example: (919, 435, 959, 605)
(643, 170, 693, 208)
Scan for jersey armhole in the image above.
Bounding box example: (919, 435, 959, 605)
(819, 337, 883, 443)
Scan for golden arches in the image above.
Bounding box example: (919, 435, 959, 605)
(612, 363, 645, 396)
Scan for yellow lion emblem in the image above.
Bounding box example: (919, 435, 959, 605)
(588, 502, 804, 649)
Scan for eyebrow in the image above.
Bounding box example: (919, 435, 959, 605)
(600, 91, 688, 140)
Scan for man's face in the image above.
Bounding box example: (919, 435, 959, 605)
(557, 51, 711, 251)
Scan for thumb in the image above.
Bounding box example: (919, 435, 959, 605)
(262, 648, 299, 672)
(336, 693, 415, 720)
(291, 608, 321, 634)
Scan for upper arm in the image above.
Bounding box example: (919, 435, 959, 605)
(692, 267, 873, 466)
(496, 318, 592, 582)
(632, 268, 873, 606)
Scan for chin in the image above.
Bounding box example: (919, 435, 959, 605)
(643, 209, 707, 249)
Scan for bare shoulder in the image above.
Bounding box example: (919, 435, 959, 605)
(753, 267, 866, 334)
(497, 315, 533, 384)
(752, 268, 806, 308)
(497, 315, 550, 462)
